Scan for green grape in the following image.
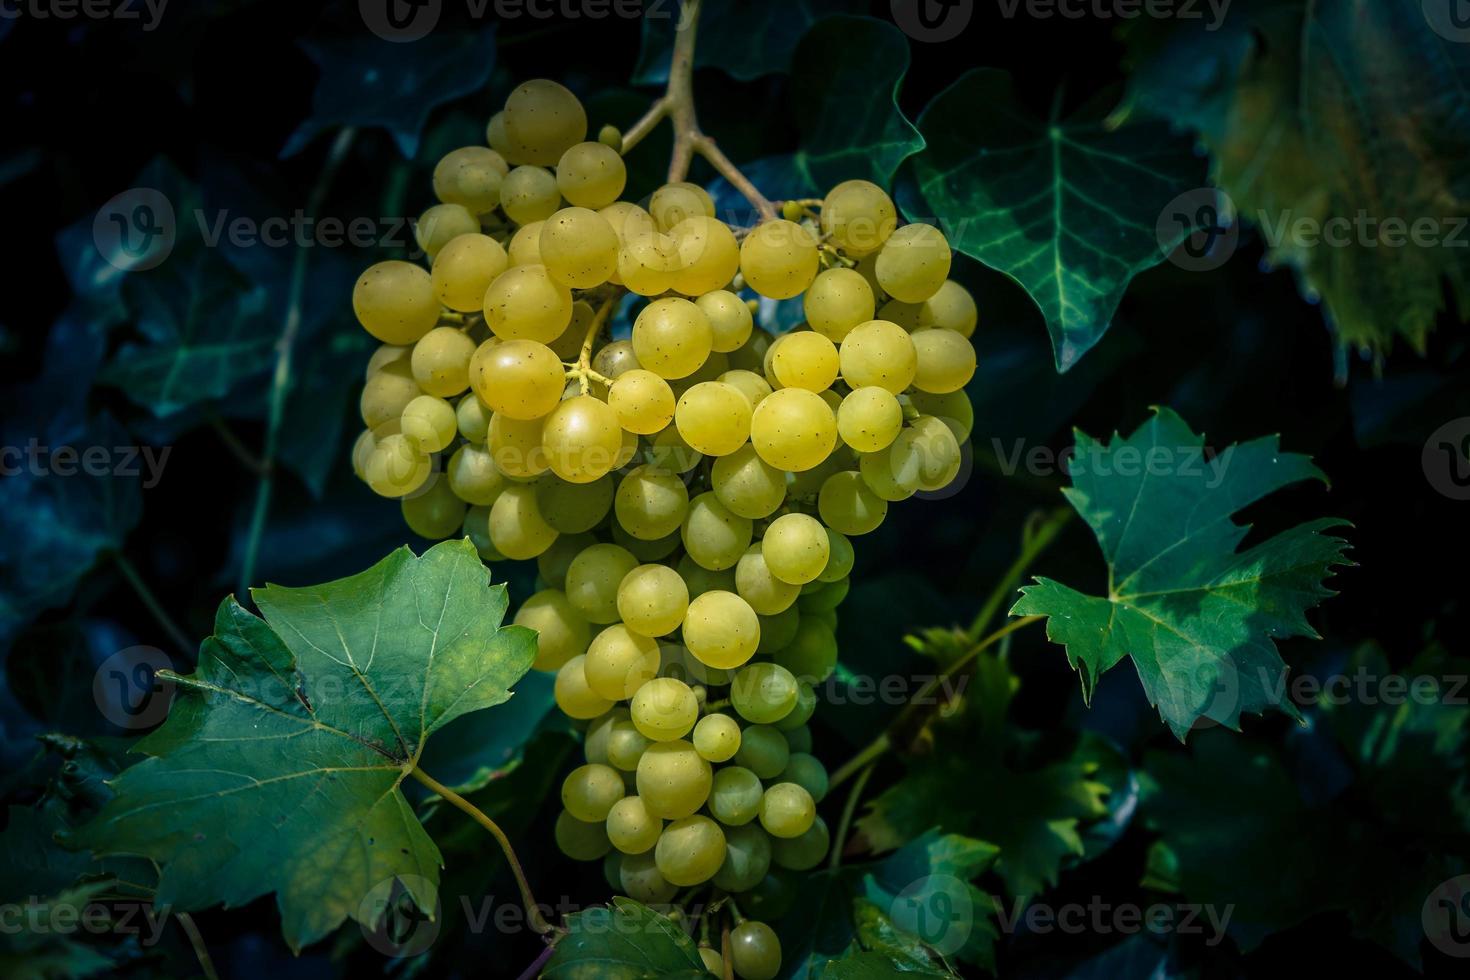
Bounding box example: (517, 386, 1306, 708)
(631, 676, 700, 741)
(731, 920, 782, 980)
(671, 348, 731, 396)
(782, 725, 812, 755)
(365, 343, 411, 378)
(839, 319, 917, 394)
(820, 179, 897, 256)
(911, 327, 977, 393)
(804, 267, 876, 341)
(400, 395, 456, 453)
(761, 514, 830, 585)
(692, 713, 741, 762)
(682, 492, 753, 571)
(537, 532, 596, 588)
(816, 528, 855, 582)
(891, 416, 963, 492)
(922, 279, 978, 337)
(555, 809, 611, 861)
(878, 297, 924, 331)
(769, 816, 829, 871)
(609, 369, 676, 434)
(655, 815, 726, 887)
(699, 947, 723, 975)
(770, 331, 839, 392)
(535, 474, 613, 535)
(432, 146, 506, 214)
(488, 483, 559, 559)
(636, 739, 712, 819)
(612, 523, 681, 562)
(585, 624, 662, 700)
(713, 822, 772, 893)
(603, 851, 625, 891)
(353, 260, 440, 345)
(731, 662, 799, 725)
(717, 369, 772, 412)
(488, 411, 550, 478)
(470, 339, 564, 420)
(711, 444, 785, 519)
(675, 382, 752, 457)
(503, 79, 587, 165)
(709, 766, 764, 826)
(772, 617, 837, 684)
(660, 640, 732, 688)
(606, 717, 653, 771)
(462, 505, 502, 561)
(677, 555, 738, 600)
(669, 216, 741, 296)
(633, 297, 714, 380)
(500, 165, 562, 225)
(618, 230, 680, 295)
(456, 391, 493, 443)
(735, 725, 789, 780)
(565, 542, 638, 624)
(606, 795, 662, 854)
(540, 206, 618, 288)
(756, 605, 801, 654)
(808, 607, 838, 632)
(619, 849, 678, 904)
(906, 389, 974, 441)
(401, 475, 467, 540)
(697, 289, 754, 353)
(516, 589, 589, 673)
(774, 682, 816, 731)
(365, 434, 432, 499)
(542, 394, 622, 483)
(742, 872, 797, 922)
(683, 590, 760, 669)
(484, 264, 573, 343)
(556, 141, 626, 209)
(818, 471, 888, 535)
(735, 546, 800, 615)
(739, 219, 819, 299)
(351, 428, 382, 481)
(415, 203, 480, 260)
(593, 338, 643, 379)
(750, 388, 837, 472)
(780, 753, 829, 803)
(615, 465, 690, 540)
(508, 220, 544, 266)
(648, 424, 704, 474)
(649, 183, 712, 231)
(837, 386, 903, 453)
(859, 447, 918, 502)
(554, 655, 613, 719)
(561, 763, 625, 822)
(431, 233, 508, 312)
(617, 564, 689, 637)
(875, 222, 952, 302)
(800, 578, 850, 614)
(759, 782, 816, 838)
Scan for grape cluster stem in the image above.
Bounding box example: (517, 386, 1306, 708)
(565, 295, 619, 394)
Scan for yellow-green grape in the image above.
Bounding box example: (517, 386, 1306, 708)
(606, 717, 654, 771)
(538, 532, 595, 589)
(734, 725, 789, 780)
(878, 298, 924, 331)
(608, 369, 675, 435)
(483, 263, 573, 343)
(859, 447, 918, 501)
(756, 605, 801, 654)
(772, 617, 838, 684)
(360, 360, 421, 428)
(620, 850, 678, 903)
(353, 260, 440, 345)
(820, 179, 897, 256)
(775, 681, 817, 731)
(564, 542, 638, 624)
(470, 339, 563, 421)
(555, 810, 611, 861)
(655, 815, 726, 887)
(839, 319, 917, 394)
(674, 382, 752, 457)
(781, 753, 829, 804)
(709, 766, 763, 825)
(648, 425, 704, 474)
(836, 386, 903, 452)
(760, 783, 816, 839)
(692, 714, 741, 763)
(636, 739, 712, 819)
(712, 822, 772, 893)
(410, 326, 474, 398)
(502, 79, 587, 166)
(650, 183, 712, 231)
(613, 523, 680, 562)
(541, 394, 622, 483)
(732, 662, 799, 725)
(907, 389, 974, 441)
(749, 388, 838, 472)
(718, 369, 772, 411)
(351, 428, 380, 480)
(606, 796, 662, 854)
(669, 216, 740, 296)
(365, 343, 411, 379)
(554, 655, 614, 720)
(431, 234, 508, 312)
(911, 328, 977, 393)
(617, 230, 680, 296)
(631, 676, 700, 741)
(598, 123, 623, 151)
(784, 725, 813, 755)
(770, 331, 839, 392)
(922, 279, 978, 337)
(593, 338, 642, 380)
(615, 465, 690, 540)
(817, 471, 887, 535)
(585, 624, 662, 700)
(535, 475, 611, 534)
(739, 219, 819, 299)
(456, 392, 492, 443)
(556, 141, 627, 209)
(804, 267, 876, 342)
(401, 475, 467, 539)
(486, 110, 513, 159)
(727, 327, 773, 374)
(365, 429, 416, 491)
(507, 220, 544, 267)
(699, 947, 723, 975)
(488, 411, 550, 478)
(707, 448, 781, 522)
(539, 206, 617, 288)
(770, 817, 829, 872)
(617, 564, 689, 637)
(462, 505, 501, 561)
(585, 708, 622, 764)
(817, 528, 855, 582)
(400, 394, 457, 452)
(893, 415, 964, 491)
(601, 199, 654, 241)
(762, 513, 830, 585)
(695, 289, 754, 353)
(683, 590, 760, 669)
(682, 492, 753, 571)
(875, 222, 952, 302)
(633, 297, 714, 380)
(415, 203, 480, 260)
(432, 146, 506, 214)
(736, 546, 800, 615)
(499, 165, 562, 224)
(489, 483, 559, 559)
(516, 589, 590, 672)
(671, 348, 730, 394)
(660, 640, 731, 688)
(561, 763, 625, 822)
(785, 445, 855, 499)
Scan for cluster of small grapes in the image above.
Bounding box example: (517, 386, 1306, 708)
(347, 79, 976, 980)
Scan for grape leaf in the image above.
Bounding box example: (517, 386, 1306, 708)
(67, 540, 538, 952)
(822, 948, 953, 979)
(1121, 1, 1470, 354)
(1012, 407, 1351, 738)
(0, 881, 117, 980)
(849, 898, 954, 974)
(631, 0, 865, 85)
(543, 897, 705, 978)
(906, 69, 1207, 371)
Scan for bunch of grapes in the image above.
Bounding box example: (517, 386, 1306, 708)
(348, 78, 976, 979)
